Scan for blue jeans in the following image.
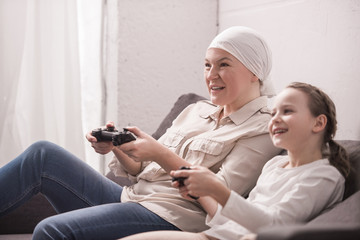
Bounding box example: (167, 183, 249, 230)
(0, 141, 179, 239)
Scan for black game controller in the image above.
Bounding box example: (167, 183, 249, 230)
(172, 166, 199, 200)
(91, 126, 136, 146)
(172, 166, 191, 186)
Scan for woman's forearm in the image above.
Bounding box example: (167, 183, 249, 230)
(153, 143, 192, 173)
(112, 147, 142, 176)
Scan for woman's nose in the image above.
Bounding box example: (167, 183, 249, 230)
(206, 67, 219, 81)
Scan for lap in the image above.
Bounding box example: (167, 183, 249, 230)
(34, 202, 180, 240)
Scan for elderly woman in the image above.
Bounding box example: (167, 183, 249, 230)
(0, 26, 280, 240)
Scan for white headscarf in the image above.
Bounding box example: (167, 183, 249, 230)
(208, 26, 276, 97)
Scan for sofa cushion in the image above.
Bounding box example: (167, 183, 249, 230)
(0, 194, 56, 234)
(308, 190, 360, 225)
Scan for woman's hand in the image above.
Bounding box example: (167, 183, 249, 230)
(86, 121, 115, 154)
(118, 126, 163, 162)
(170, 166, 231, 206)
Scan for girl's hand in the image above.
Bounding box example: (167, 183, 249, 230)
(118, 126, 162, 162)
(86, 121, 115, 154)
(171, 166, 231, 206)
(170, 166, 221, 198)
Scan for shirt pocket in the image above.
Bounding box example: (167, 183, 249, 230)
(187, 138, 224, 166)
(161, 132, 185, 150)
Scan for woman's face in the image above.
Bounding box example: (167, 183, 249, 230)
(268, 88, 318, 152)
(204, 48, 258, 114)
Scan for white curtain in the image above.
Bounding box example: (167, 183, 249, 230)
(0, 0, 103, 170)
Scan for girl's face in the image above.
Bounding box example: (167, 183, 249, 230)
(268, 88, 318, 152)
(204, 48, 258, 114)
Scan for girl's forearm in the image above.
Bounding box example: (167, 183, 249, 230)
(209, 178, 232, 207)
(198, 177, 232, 217)
(197, 196, 218, 218)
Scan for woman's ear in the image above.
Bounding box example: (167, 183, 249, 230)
(251, 73, 259, 82)
(312, 114, 327, 133)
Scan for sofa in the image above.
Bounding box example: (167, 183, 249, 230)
(0, 93, 359, 240)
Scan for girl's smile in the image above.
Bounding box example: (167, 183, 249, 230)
(269, 88, 317, 152)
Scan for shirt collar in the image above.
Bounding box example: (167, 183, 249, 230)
(199, 96, 269, 126)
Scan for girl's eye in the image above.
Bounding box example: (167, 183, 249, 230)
(270, 111, 276, 117)
(284, 109, 293, 114)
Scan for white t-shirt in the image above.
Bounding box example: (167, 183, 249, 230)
(204, 155, 345, 240)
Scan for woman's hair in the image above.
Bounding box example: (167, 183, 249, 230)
(287, 82, 350, 177)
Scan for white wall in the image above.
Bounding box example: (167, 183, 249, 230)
(113, 0, 218, 135)
(219, 0, 360, 140)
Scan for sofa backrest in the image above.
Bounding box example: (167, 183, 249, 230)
(152, 93, 207, 140)
(337, 140, 360, 199)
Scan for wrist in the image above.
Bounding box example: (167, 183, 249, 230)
(211, 180, 231, 207)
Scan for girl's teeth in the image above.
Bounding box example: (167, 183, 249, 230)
(274, 129, 287, 134)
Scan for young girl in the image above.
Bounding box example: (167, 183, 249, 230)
(120, 82, 350, 240)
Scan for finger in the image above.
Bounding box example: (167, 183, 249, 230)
(106, 121, 115, 128)
(172, 169, 191, 179)
(178, 185, 189, 194)
(124, 126, 141, 137)
(171, 181, 180, 188)
(86, 132, 97, 142)
(118, 140, 136, 152)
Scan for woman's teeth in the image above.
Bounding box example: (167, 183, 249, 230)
(211, 86, 225, 90)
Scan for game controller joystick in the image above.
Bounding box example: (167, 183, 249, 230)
(91, 127, 136, 146)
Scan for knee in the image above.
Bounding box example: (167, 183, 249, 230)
(21, 141, 60, 166)
(25, 141, 60, 159)
(33, 216, 68, 240)
(28, 140, 57, 153)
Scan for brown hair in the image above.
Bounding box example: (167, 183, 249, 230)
(287, 82, 350, 177)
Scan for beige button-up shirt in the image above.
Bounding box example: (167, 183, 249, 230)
(109, 96, 281, 232)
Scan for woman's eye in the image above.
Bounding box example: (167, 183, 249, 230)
(204, 63, 211, 68)
(220, 62, 229, 67)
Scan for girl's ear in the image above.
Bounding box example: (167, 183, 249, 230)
(313, 114, 327, 133)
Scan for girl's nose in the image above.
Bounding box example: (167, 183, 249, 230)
(271, 112, 281, 123)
